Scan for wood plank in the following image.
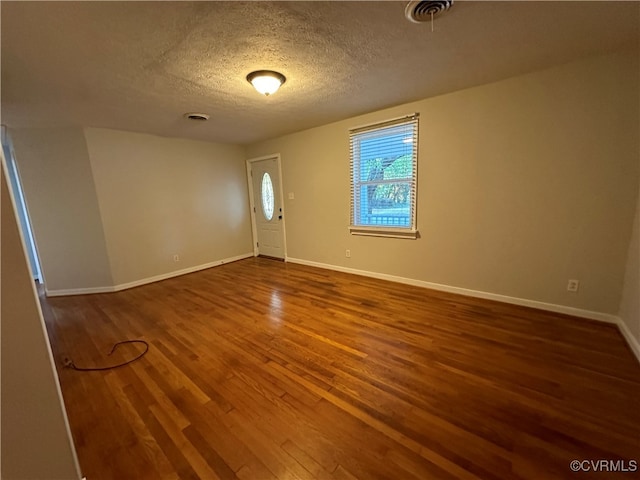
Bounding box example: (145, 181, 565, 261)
(41, 258, 640, 480)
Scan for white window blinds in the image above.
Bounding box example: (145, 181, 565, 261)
(349, 114, 419, 238)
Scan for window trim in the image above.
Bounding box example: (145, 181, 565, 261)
(348, 225, 418, 239)
(349, 113, 419, 239)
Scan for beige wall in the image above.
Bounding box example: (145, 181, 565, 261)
(11, 127, 253, 291)
(10, 127, 114, 292)
(618, 49, 640, 351)
(246, 50, 639, 315)
(1, 160, 81, 479)
(619, 187, 640, 346)
(84, 128, 252, 286)
(7, 52, 638, 319)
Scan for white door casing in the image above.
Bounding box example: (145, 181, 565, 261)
(247, 155, 285, 259)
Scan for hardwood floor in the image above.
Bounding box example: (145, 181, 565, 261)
(41, 258, 640, 480)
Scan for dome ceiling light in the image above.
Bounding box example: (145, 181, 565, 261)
(246, 70, 286, 96)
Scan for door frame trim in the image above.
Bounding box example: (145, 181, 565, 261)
(246, 153, 287, 260)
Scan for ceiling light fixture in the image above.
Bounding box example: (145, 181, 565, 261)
(246, 70, 286, 96)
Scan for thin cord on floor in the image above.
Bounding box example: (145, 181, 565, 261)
(63, 340, 149, 371)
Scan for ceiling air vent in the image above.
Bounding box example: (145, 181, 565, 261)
(405, 0, 453, 24)
(183, 112, 210, 121)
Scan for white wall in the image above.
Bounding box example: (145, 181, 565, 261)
(84, 128, 253, 286)
(246, 50, 639, 316)
(1, 157, 81, 480)
(10, 127, 113, 291)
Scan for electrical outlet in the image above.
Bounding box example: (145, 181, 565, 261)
(567, 279, 579, 292)
(173, 254, 180, 262)
(345, 249, 351, 258)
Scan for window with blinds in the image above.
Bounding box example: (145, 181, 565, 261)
(349, 114, 419, 238)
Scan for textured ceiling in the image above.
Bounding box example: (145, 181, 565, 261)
(1, 1, 638, 145)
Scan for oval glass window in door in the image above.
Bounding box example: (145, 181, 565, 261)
(261, 172, 274, 220)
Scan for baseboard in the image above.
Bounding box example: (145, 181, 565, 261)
(288, 257, 640, 362)
(112, 253, 254, 292)
(44, 253, 640, 365)
(45, 253, 254, 297)
(287, 257, 620, 322)
(616, 317, 640, 364)
(45, 285, 115, 297)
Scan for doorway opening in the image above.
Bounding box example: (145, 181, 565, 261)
(2, 127, 43, 282)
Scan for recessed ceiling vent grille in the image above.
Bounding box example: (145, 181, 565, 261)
(405, 0, 453, 23)
(183, 112, 210, 121)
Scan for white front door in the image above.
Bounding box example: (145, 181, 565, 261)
(250, 157, 285, 259)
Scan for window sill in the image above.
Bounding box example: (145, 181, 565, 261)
(349, 226, 419, 239)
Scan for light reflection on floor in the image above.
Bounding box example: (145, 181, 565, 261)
(269, 289, 283, 325)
